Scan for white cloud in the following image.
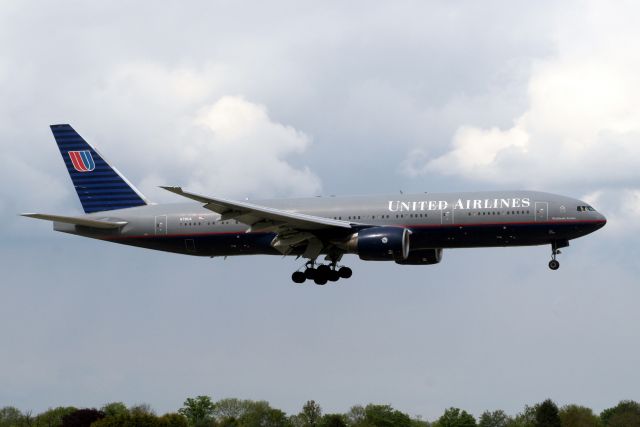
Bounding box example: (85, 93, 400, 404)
(180, 96, 321, 198)
(584, 188, 640, 236)
(409, 2, 640, 190)
(90, 63, 321, 200)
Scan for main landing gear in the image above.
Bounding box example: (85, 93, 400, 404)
(291, 261, 353, 285)
(548, 240, 569, 270)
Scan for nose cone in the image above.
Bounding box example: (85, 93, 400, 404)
(595, 212, 607, 229)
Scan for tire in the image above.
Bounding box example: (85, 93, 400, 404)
(314, 277, 328, 285)
(304, 268, 316, 279)
(316, 264, 330, 276)
(328, 270, 340, 282)
(338, 266, 353, 279)
(292, 271, 306, 283)
(548, 260, 560, 270)
(314, 265, 329, 285)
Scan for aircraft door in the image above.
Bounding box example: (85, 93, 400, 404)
(155, 215, 167, 235)
(535, 202, 548, 222)
(441, 203, 454, 225)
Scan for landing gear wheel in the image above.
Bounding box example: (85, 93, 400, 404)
(314, 276, 328, 285)
(304, 268, 316, 280)
(316, 264, 330, 276)
(338, 266, 352, 279)
(291, 271, 306, 283)
(328, 269, 340, 282)
(548, 259, 560, 270)
(314, 265, 330, 285)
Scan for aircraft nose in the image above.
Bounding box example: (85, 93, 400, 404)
(596, 211, 607, 228)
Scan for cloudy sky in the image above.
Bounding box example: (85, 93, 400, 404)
(1, 0, 639, 420)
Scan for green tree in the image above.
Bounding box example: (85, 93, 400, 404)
(213, 400, 251, 421)
(0, 407, 24, 427)
(92, 411, 187, 427)
(61, 408, 105, 427)
(346, 406, 366, 426)
(363, 404, 412, 427)
(601, 401, 640, 427)
(36, 407, 77, 427)
(130, 405, 155, 416)
(238, 401, 290, 427)
(478, 410, 511, 427)
(508, 405, 537, 427)
(436, 407, 476, 427)
(410, 419, 431, 427)
(217, 417, 239, 427)
(178, 397, 216, 427)
(299, 401, 322, 427)
(100, 404, 129, 419)
(534, 400, 560, 427)
(319, 414, 347, 427)
(558, 405, 600, 427)
(159, 414, 189, 427)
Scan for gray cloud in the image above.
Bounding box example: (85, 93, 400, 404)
(1, 0, 637, 421)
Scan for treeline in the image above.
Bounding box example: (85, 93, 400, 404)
(1, 397, 639, 427)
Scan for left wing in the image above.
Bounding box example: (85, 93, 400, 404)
(160, 186, 353, 258)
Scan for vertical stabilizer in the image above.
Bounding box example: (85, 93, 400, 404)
(50, 124, 148, 213)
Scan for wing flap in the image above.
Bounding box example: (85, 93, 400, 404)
(21, 213, 127, 229)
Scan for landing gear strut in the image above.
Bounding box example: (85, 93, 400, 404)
(548, 240, 569, 270)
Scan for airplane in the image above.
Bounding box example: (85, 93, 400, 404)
(23, 124, 607, 285)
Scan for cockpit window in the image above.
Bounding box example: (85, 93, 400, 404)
(577, 205, 595, 212)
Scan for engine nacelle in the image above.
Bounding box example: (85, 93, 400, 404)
(345, 226, 411, 261)
(395, 248, 443, 265)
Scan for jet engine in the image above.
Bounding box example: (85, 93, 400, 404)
(345, 226, 411, 261)
(395, 248, 443, 265)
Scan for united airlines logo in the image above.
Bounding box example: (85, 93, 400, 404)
(68, 150, 95, 172)
(387, 197, 531, 212)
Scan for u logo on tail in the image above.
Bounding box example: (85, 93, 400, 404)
(68, 150, 95, 172)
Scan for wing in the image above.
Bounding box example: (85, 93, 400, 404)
(161, 186, 353, 258)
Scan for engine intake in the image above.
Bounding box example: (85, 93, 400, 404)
(395, 248, 443, 265)
(345, 226, 411, 261)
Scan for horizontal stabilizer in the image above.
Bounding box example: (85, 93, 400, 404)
(21, 213, 127, 229)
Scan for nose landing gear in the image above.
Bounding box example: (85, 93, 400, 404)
(548, 240, 569, 270)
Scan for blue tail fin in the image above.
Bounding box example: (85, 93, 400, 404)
(50, 124, 148, 213)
